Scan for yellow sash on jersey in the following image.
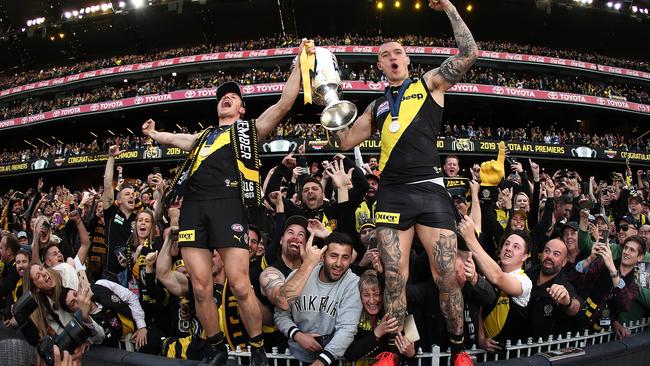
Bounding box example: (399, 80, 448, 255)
(379, 80, 429, 171)
(484, 269, 525, 339)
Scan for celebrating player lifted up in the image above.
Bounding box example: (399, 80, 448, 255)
(143, 39, 315, 366)
(333, 1, 478, 365)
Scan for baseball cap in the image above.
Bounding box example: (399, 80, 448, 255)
(216, 81, 245, 107)
(593, 214, 609, 225)
(366, 174, 380, 184)
(359, 219, 376, 232)
(618, 215, 638, 229)
(17, 231, 28, 239)
(561, 221, 579, 233)
(283, 215, 309, 235)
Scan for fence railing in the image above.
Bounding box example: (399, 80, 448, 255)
(223, 318, 650, 366)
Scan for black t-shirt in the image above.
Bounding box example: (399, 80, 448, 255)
(103, 204, 135, 281)
(526, 266, 579, 339)
(184, 126, 239, 201)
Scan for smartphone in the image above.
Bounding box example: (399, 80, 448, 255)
(152, 166, 161, 175)
(506, 156, 517, 166)
(600, 229, 610, 242)
(368, 237, 378, 250)
(579, 200, 594, 210)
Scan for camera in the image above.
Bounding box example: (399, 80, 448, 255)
(13, 292, 91, 366)
(506, 156, 517, 166)
(37, 318, 91, 366)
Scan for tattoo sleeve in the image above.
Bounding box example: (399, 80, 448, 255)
(260, 268, 286, 307)
(438, 6, 478, 85)
(377, 227, 408, 326)
(432, 233, 464, 335)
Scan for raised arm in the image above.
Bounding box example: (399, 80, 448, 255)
(156, 230, 189, 297)
(458, 215, 524, 297)
(422, 0, 478, 94)
(142, 119, 198, 152)
(279, 234, 326, 311)
(69, 209, 90, 264)
(256, 39, 315, 138)
(101, 145, 120, 208)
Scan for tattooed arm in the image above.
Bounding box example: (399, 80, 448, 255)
(423, 0, 478, 93)
(259, 267, 289, 310)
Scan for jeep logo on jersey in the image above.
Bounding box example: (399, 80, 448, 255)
(402, 93, 424, 101)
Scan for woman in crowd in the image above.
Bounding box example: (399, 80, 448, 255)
(23, 263, 105, 347)
(345, 270, 415, 363)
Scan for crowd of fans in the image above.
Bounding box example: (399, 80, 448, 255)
(0, 122, 648, 165)
(1, 142, 650, 365)
(1, 34, 648, 92)
(1, 63, 648, 121)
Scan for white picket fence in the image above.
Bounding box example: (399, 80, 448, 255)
(222, 318, 650, 366)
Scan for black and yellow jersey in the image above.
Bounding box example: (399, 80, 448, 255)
(371, 78, 444, 185)
(184, 125, 239, 201)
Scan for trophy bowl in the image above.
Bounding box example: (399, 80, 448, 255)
(311, 47, 358, 131)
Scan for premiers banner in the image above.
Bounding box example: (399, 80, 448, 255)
(1, 82, 648, 129)
(2, 138, 649, 175)
(1, 46, 648, 99)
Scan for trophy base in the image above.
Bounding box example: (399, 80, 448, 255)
(321, 100, 358, 131)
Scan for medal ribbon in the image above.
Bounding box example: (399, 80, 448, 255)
(385, 78, 413, 122)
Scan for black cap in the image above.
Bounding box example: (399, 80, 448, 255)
(283, 215, 309, 235)
(618, 215, 639, 229)
(561, 221, 579, 232)
(216, 81, 245, 107)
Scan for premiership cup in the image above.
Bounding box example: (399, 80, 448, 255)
(310, 47, 358, 131)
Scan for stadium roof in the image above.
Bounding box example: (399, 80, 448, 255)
(1, 0, 648, 73)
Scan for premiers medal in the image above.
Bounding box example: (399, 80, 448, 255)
(385, 78, 413, 134)
(389, 117, 400, 133)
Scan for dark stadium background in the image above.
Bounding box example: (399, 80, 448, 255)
(0, 0, 648, 191)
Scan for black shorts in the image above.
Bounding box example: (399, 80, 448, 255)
(375, 181, 457, 231)
(178, 198, 249, 250)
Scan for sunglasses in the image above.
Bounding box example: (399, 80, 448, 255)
(617, 224, 633, 232)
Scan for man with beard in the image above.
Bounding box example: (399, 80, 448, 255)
(274, 232, 361, 366)
(526, 239, 581, 339)
(267, 155, 368, 233)
(355, 174, 379, 232)
(258, 214, 328, 351)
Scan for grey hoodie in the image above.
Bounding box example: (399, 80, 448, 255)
(274, 263, 362, 365)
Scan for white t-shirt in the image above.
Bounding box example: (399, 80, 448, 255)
(508, 269, 532, 307)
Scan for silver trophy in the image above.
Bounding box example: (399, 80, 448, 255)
(310, 47, 358, 131)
